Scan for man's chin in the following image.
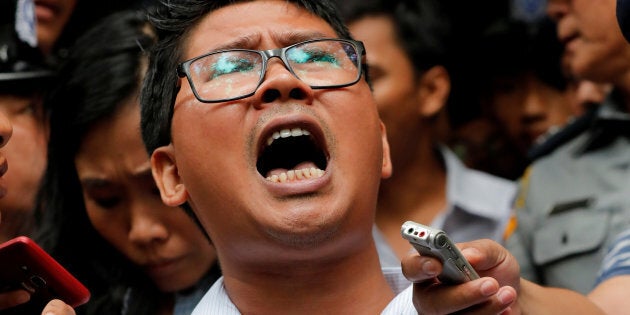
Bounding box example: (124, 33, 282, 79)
(263, 221, 340, 250)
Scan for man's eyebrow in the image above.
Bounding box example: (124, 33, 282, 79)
(276, 31, 332, 46)
(209, 31, 334, 52)
(211, 35, 261, 51)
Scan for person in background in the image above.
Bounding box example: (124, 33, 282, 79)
(0, 0, 153, 244)
(0, 0, 48, 310)
(401, 0, 630, 313)
(37, 0, 149, 60)
(31, 9, 219, 315)
(335, 0, 516, 268)
(505, 0, 630, 294)
(0, 105, 17, 310)
(33, 0, 77, 55)
(455, 17, 580, 180)
(577, 0, 630, 311)
(0, 0, 55, 243)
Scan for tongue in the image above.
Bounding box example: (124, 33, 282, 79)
(266, 161, 318, 177)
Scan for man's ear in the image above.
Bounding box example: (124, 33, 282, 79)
(416, 65, 450, 117)
(151, 144, 188, 207)
(380, 121, 393, 179)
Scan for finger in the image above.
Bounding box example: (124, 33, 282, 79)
(458, 240, 521, 287)
(413, 277, 515, 315)
(401, 251, 443, 283)
(41, 299, 76, 315)
(458, 240, 513, 272)
(0, 290, 31, 310)
(452, 286, 518, 315)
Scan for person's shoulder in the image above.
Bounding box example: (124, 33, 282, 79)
(527, 106, 599, 162)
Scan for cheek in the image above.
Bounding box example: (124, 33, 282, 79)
(84, 204, 134, 260)
(9, 122, 48, 160)
(167, 212, 206, 245)
(171, 105, 243, 158)
(492, 101, 523, 132)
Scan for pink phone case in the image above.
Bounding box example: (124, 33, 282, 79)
(0, 236, 90, 311)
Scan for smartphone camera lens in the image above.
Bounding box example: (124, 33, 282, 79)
(29, 275, 47, 288)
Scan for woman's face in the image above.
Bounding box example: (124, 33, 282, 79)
(74, 99, 216, 292)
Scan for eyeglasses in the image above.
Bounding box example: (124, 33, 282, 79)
(176, 38, 365, 103)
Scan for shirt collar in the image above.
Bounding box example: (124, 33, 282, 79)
(442, 146, 516, 221)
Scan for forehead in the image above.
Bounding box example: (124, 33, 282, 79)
(183, 1, 339, 60)
(76, 102, 145, 168)
(563, 0, 614, 12)
(349, 15, 400, 59)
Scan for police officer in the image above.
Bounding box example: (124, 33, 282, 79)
(505, 0, 630, 294)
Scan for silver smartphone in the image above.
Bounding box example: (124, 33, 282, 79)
(400, 221, 479, 284)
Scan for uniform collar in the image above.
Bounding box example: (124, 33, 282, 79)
(577, 89, 630, 154)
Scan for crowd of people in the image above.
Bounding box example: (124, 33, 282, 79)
(0, 0, 629, 314)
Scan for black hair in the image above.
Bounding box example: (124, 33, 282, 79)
(50, 0, 151, 62)
(140, 0, 353, 153)
(336, 0, 467, 128)
(336, 0, 451, 77)
(477, 16, 568, 95)
(336, 0, 394, 23)
(34, 9, 166, 315)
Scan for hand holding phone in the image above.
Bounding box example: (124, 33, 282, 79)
(401, 221, 479, 284)
(0, 236, 90, 314)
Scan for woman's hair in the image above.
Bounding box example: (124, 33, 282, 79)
(34, 9, 165, 315)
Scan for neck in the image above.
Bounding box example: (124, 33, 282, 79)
(221, 241, 394, 314)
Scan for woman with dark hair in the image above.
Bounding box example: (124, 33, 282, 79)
(33, 9, 219, 315)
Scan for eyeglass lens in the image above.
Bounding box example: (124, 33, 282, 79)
(186, 40, 361, 102)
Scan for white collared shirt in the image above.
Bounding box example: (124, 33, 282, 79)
(191, 267, 416, 314)
(375, 146, 517, 268)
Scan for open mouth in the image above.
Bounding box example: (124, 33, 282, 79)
(257, 126, 328, 183)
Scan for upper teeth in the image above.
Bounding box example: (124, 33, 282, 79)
(266, 127, 311, 146)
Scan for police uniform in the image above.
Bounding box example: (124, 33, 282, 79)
(506, 89, 630, 294)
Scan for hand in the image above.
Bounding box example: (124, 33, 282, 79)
(401, 239, 519, 315)
(0, 290, 30, 310)
(40, 299, 75, 315)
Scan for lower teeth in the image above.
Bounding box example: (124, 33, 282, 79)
(266, 167, 325, 183)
